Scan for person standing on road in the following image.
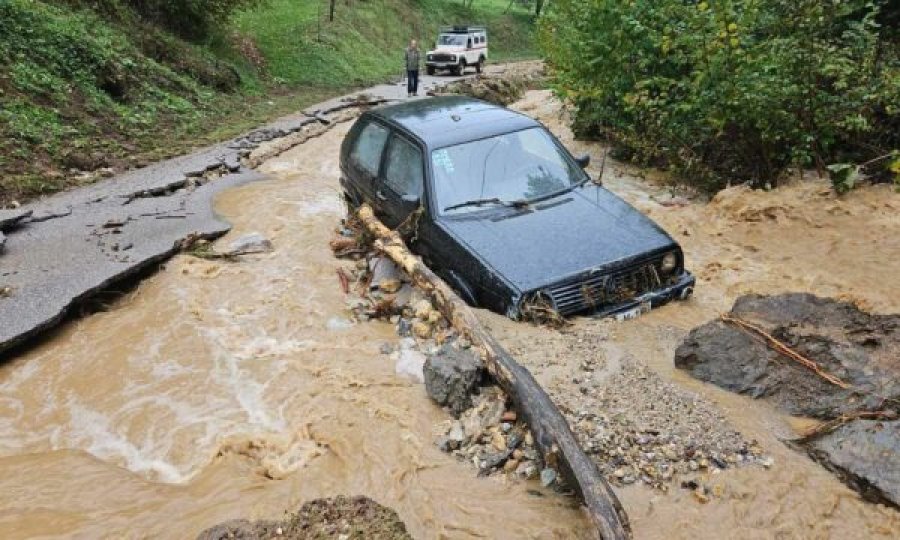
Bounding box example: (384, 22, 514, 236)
(405, 39, 421, 97)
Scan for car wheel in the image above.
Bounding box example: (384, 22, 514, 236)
(475, 58, 484, 74)
(455, 61, 465, 76)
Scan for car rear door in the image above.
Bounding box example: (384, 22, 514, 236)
(374, 132, 425, 229)
(346, 119, 390, 204)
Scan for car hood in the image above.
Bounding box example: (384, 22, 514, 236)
(439, 184, 678, 292)
(428, 46, 465, 54)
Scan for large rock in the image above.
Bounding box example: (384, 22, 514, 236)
(806, 419, 900, 507)
(424, 345, 483, 416)
(675, 293, 900, 418)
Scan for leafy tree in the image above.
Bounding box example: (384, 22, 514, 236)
(540, 0, 899, 191)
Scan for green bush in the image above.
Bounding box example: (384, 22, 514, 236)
(539, 0, 900, 191)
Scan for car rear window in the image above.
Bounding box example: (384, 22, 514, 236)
(350, 121, 389, 176)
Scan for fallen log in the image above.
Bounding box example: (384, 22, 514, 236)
(357, 204, 631, 540)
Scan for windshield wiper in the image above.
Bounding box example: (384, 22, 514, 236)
(521, 177, 591, 206)
(443, 197, 529, 212)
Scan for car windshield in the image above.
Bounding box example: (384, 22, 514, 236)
(432, 127, 586, 214)
(437, 34, 466, 47)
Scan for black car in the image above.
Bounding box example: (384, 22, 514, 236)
(339, 96, 695, 319)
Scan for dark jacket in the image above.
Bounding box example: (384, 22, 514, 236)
(405, 47, 421, 71)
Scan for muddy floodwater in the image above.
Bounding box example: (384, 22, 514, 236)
(0, 119, 588, 538)
(2, 89, 899, 540)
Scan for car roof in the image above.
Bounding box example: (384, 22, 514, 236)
(367, 96, 540, 150)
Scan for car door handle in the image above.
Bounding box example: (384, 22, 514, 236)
(375, 190, 387, 201)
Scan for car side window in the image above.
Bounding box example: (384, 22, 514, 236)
(350, 121, 389, 176)
(383, 136, 424, 199)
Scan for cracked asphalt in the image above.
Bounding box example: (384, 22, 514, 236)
(0, 73, 463, 354)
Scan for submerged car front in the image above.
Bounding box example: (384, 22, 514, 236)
(429, 125, 695, 319)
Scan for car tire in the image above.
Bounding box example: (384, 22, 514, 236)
(476, 58, 484, 74)
(426, 66, 435, 76)
(455, 61, 465, 76)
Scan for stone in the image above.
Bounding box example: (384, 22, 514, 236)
(379, 279, 402, 293)
(491, 432, 507, 451)
(413, 299, 433, 320)
(447, 421, 466, 445)
(397, 318, 412, 337)
(461, 389, 506, 439)
(806, 419, 900, 507)
(423, 345, 483, 416)
(675, 293, 900, 419)
(540, 468, 557, 487)
(228, 232, 273, 254)
(412, 321, 431, 339)
(394, 349, 426, 383)
(504, 458, 520, 473)
(369, 256, 403, 290)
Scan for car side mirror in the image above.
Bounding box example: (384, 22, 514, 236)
(575, 154, 591, 169)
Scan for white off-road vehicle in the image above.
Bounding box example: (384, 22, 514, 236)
(425, 26, 487, 76)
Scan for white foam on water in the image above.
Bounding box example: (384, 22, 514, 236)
(326, 316, 355, 331)
(62, 397, 188, 483)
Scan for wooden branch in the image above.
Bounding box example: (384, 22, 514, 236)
(720, 314, 851, 389)
(357, 204, 631, 540)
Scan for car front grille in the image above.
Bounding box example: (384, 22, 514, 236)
(547, 261, 664, 316)
(431, 54, 456, 62)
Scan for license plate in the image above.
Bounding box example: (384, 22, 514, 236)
(615, 301, 651, 321)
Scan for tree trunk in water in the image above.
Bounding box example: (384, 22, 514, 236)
(356, 204, 632, 540)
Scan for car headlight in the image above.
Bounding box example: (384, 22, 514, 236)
(427, 55, 433, 60)
(661, 252, 678, 273)
(450, 55, 457, 61)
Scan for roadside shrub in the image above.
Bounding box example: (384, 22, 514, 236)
(539, 0, 900, 191)
(62, 0, 265, 40)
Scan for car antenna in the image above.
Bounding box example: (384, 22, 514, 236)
(595, 147, 609, 186)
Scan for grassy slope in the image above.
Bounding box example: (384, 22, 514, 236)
(0, 0, 536, 205)
(233, 0, 537, 87)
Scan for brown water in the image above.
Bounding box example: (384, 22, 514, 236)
(503, 90, 900, 538)
(0, 120, 589, 539)
(3, 90, 900, 540)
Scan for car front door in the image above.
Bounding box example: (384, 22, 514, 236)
(374, 133, 426, 230)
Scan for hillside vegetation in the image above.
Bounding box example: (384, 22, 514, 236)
(541, 0, 900, 192)
(0, 0, 537, 205)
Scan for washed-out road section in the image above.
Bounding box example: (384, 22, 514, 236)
(0, 74, 460, 355)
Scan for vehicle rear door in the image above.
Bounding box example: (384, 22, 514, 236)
(374, 132, 426, 229)
(346, 119, 390, 204)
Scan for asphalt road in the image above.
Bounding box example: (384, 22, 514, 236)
(0, 72, 467, 354)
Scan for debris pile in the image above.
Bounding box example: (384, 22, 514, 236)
(197, 495, 412, 540)
(676, 293, 900, 506)
(429, 61, 545, 105)
(330, 218, 559, 485)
